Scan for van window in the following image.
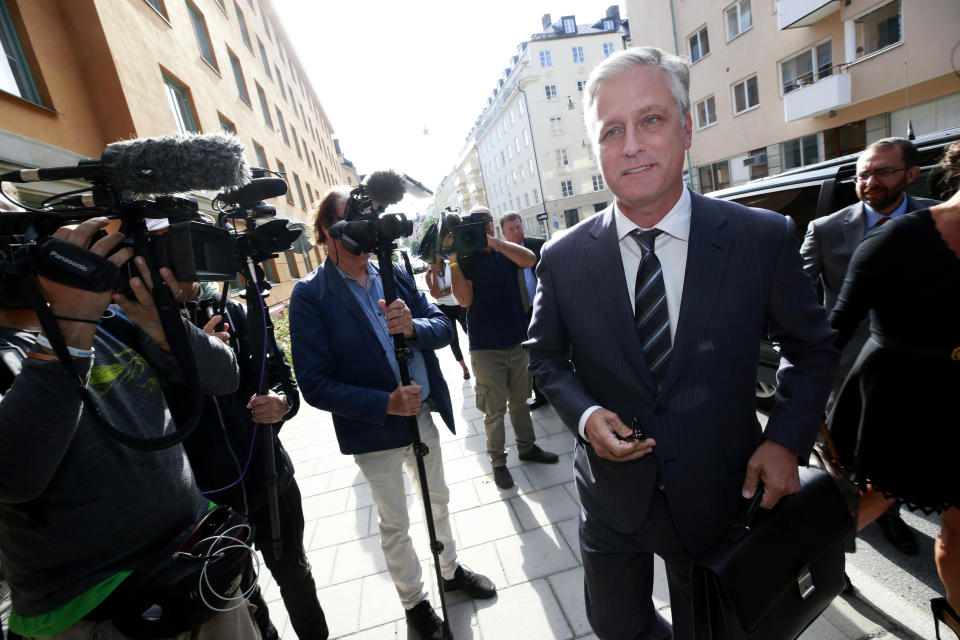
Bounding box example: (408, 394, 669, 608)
(727, 185, 822, 237)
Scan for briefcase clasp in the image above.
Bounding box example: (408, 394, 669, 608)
(797, 565, 815, 600)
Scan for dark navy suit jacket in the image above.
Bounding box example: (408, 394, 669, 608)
(526, 190, 839, 554)
(289, 258, 455, 455)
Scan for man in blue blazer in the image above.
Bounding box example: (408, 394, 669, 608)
(525, 48, 838, 640)
(289, 189, 496, 640)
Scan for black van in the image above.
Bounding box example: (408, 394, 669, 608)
(706, 127, 960, 410)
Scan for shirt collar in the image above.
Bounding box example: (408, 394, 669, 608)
(614, 186, 692, 242)
(863, 194, 909, 228)
(333, 259, 379, 287)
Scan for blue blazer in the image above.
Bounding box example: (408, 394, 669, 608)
(526, 191, 839, 554)
(289, 258, 456, 455)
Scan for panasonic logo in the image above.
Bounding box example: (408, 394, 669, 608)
(50, 250, 89, 272)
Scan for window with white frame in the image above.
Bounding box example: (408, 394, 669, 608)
(0, 0, 41, 103)
(577, 80, 586, 92)
(854, 0, 901, 59)
(524, 192, 531, 207)
(592, 174, 605, 191)
(689, 26, 710, 63)
(187, 1, 218, 70)
(529, 158, 535, 174)
(603, 43, 615, 57)
(550, 116, 564, 134)
(512, 169, 518, 184)
(695, 96, 717, 129)
(556, 148, 569, 167)
(572, 46, 584, 63)
(725, 0, 752, 41)
(731, 75, 759, 115)
(508, 145, 513, 160)
(780, 134, 819, 171)
(539, 50, 552, 67)
(698, 160, 730, 193)
(545, 84, 558, 100)
(563, 17, 576, 33)
(519, 165, 525, 178)
(781, 41, 832, 94)
(163, 73, 198, 133)
(561, 180, 574, 197)
(533, 189, 540, 203)
(523, 129, 530, 146)
(603, 19, 614, 31)
(510, 108, 517, 124)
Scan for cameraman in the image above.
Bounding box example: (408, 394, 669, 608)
(0, 217, 257, 639)
(289, 188, 496, 640)
(448, 207, 558, 490)
(178, 281, 328, 640)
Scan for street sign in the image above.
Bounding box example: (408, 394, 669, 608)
(536, 213, 548, 221)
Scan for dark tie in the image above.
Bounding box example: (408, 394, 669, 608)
(631, 229, 671, 387)
(875, 216, 891, 227)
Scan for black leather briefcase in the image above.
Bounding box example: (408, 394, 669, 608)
(691, 466, 854, 640)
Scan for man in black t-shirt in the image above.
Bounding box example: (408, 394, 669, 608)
(449, 207, 558, 490)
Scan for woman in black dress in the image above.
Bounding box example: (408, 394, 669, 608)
(829, 168, 960, 637)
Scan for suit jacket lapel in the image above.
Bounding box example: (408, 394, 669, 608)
(324, 258, 380, 342)
(585, 207, 657, 392)
(841, 203, 864, 255)
(659, 193, 731, 396)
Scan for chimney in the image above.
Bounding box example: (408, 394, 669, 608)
(541, 13, 552, 31)
(606, 5, 620, 21)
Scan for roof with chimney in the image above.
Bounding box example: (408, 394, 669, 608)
(530, 6, 628, 41)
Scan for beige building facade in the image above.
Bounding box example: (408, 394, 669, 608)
(626, 0, 960, 193)
(1, 0, 349, 301)
(436, 7, 630, 238)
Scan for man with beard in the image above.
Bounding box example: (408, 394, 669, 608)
(801, 137, 939, 557)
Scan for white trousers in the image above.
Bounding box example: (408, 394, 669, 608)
(353, 411, 458, 609)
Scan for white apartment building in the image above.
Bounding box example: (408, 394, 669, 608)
(626, 0, 960, 193)
(437, 7, 630, 238)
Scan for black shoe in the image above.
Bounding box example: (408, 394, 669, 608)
(932, 597, 960, 640)
(443, 565, 497, 599)
(493, 465, 514, 489)
(405, 601, 451, 640)
(878, 513, 918, 555)
(528, 397, 548, 410)
(518, 444, 559, 464)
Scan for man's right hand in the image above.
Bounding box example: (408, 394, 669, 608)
(584, 408, 656, 462)
(386, 382, 422, 416)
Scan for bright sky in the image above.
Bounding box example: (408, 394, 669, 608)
(272, 1, 623, 213)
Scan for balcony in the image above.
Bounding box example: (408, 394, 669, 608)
(778, 0, 841, 30)
(783, 72, 851, 122)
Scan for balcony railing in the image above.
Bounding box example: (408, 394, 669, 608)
(778, 0, 841, 30)
(782, 65, 851, 122)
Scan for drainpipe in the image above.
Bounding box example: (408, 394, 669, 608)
(667, 0, 696, 190)
(519, 84, 550, 239)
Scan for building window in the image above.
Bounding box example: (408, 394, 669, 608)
(781, 41, 832, 94)
(0, 1, 42, 104)
(228, 48, 249, 104)
(261, 10, 272, 42)
(256, 83, 272, 127)
(603, 19, 614, 31)
(218, 112, 236, 133)
(725, 0, 752, 41)
(529, 158, 535, 174)
(533, 189, 540, 203)
(162, 73, 198, 133)
(556, 148, 569, 167)
(539, 50, 552, 67)
(524, 192, 531, 207)
(689, 26, 710, 63)
(854, 0, 901, 59)
(234, 3, 251, 49)
(572, 46, 584, 63)
(592, 174, 605, 191)
(781, 134, 819, 171)
(143, 0, 168, 18)
(544, 84, 558, 100)
(276, 160, 294, 203)
(292, 127, 302, 159)
(257, 38, 271, 79)
(550, 115, 564, 134)
(603, 43, 615, 57)
(563, 17, 576, 33)
(275, 67, 285, 100)
(577, 80, 586, 93)
(697, 160, 730, 193)
(731, 75, 759, 115)
(186, 1, 217, 70)
(561, 180, 574, 197)
(252, 140, 268, 169)
(745, 147, 769, 180)
(695, 96, 717, 129)
(276, 108, 288, 144)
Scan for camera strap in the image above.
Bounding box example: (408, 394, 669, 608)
(35, 238, 119, 292)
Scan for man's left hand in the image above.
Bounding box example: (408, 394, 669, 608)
(741, 439, 801, 509)
(247, 391, 288, 424)
(378, 299, 415, 339)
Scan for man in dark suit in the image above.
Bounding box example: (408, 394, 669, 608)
(289, 189, 496, 640)
(525, 47, 838, 640)
(801, 137, 938, 556)
(499, 212, 548, 410)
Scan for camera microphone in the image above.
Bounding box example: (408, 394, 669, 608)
(0, 132, 250, 194)
(218, 177, 288, 206)
(363, 169, 406, 208)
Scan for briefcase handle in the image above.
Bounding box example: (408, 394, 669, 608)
(731, 481, 766, 542)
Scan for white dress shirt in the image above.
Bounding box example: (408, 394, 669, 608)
(578, 187, 693, 439)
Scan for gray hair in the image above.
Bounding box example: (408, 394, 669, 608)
(583, 46, 690, 144)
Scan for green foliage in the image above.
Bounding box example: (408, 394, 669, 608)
(273, 304, 294, 379)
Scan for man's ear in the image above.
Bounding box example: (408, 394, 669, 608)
(905, 165, 920, 184)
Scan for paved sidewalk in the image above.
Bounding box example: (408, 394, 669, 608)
(259, 340, 923, 640)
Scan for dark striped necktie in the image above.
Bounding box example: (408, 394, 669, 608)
(631, 229, 671, 388)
